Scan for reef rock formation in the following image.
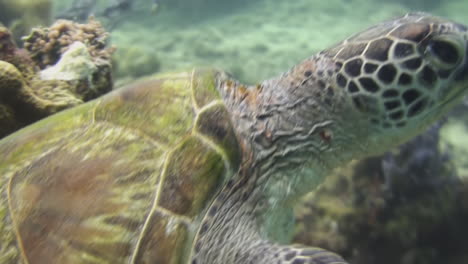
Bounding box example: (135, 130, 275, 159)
(40, 41, 98, 81)
(23, 18, 113, 69)
(294, 121, 468, 264)
(0, 20, 114, 138)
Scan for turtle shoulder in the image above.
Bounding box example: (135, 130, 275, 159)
(0, 68, 241, 264)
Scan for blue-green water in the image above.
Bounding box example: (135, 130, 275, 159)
(1, 1, 468, 263)
(53, 0, 468, 84)
(3, 0, 468, 84)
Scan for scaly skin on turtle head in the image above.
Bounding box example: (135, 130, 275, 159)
(316, 13, 468, 159)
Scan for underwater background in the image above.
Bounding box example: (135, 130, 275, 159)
(2, 0, 468, 84)
(55, 0, 468, 85)
(1, 0, 468, 263)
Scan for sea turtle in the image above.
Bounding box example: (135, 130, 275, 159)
(0, 12, 467, 264)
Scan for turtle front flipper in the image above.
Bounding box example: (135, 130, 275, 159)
(191, 203, 349, 264)
(251, 244, 347, 264)
(190, 170, 350, 264)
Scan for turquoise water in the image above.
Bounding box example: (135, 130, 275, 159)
(53, 0, 468, 84)
(2, 1, 468, 263)
(4, 0, 468, 84)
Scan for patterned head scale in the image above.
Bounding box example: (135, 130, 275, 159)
(323, 13, 468, 130)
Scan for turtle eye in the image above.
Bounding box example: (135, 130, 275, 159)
(426, 36, 464, 69)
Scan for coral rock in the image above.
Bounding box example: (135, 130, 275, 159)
(0, 20, 114, 138)
(294, 122, 467, 264)
(23, 18, 113, 69)
(40, 41, 97, 81)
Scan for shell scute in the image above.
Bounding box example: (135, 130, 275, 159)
(158, 136, 226, 217)
(194, 103, 241, 169)
(94, 76, 196, 146)
(132, 209, 187, 264)
(0, 102, 98, 263)
(8, 124, 166, 263)
(0, 69, 240, 263)
(191, 68, 223, 109)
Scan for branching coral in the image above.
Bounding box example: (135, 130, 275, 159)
(294, 121, 468, 264)
(23, 18, 114, 101)
(0, 26, 16, 58)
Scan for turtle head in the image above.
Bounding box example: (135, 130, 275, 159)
(220, 13, 468, 202)
(317, 13, 468, 158)
(223, 13, 468, 182)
